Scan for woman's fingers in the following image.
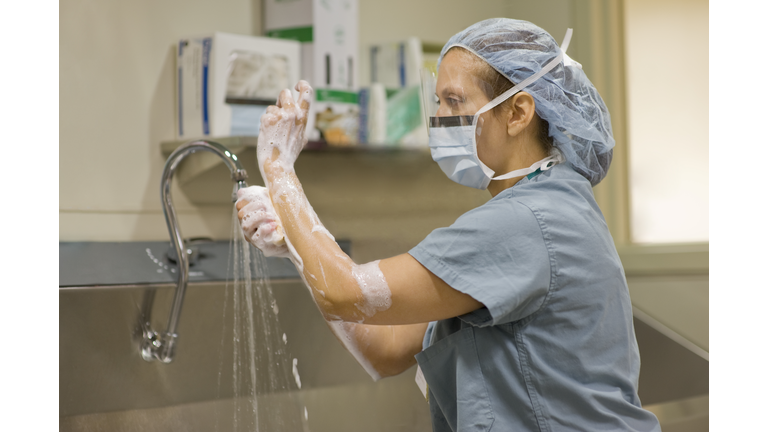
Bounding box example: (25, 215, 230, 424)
(237, 200, 267, 225)
(236, 186, 270, 212)
(241, 210, 272, 236)
(295, 80, 313, 115)
(235, 196, 249, 211)
(233, 185, 288, 258)
(278, 88, 295, 110)
(239, 200, 267, 220)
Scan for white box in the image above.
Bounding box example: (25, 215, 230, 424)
(265, 0, 358, 143)
(176, 32, 301, 140)
(369, 37, 423, 89)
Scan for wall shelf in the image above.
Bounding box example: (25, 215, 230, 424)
(160, 136, 429, 157)
(159, 136, 439, 206)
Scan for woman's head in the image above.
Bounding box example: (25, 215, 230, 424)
(437, 18, 615, 186)
(435, 46, 553, 178)
(442, 46, 555, 154)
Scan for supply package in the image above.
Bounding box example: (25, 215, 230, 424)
(362, 37, 428, 147)
(176, 32, 301, 140)
(265, 0, 359, 146)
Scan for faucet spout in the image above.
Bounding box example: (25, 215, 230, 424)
(233, 180, 248, 203)
(141, 140, 249, 363)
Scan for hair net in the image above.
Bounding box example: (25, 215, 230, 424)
(438, 18, 614, 186)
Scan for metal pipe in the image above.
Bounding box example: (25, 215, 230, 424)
(142, 140, 248, 363)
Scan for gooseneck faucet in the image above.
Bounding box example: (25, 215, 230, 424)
(141, 140, 248, 363)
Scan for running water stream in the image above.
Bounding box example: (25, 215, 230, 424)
(214, 208, 308, 432)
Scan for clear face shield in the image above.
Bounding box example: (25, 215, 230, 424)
(419, 34, 573, 189)
(419, 61, 500, 189)
(419, 66, 494, 138)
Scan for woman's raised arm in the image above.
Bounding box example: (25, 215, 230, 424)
(238, 81, 482, 327)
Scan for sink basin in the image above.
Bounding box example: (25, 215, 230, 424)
(59, 241, 707, 431)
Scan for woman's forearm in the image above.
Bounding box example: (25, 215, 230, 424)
(263, 162, 391, 324)
(326, 321, 428, 381)
(261, 167, 423, 380)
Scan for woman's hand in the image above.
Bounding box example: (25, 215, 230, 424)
(257, 80, 314, 179)
(236, 186, 291, 258)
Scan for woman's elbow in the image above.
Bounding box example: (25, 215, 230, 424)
(374, 357, 417, 379)
(314, 283, 366, 323)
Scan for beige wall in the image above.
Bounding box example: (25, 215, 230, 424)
(60, 0, 261, 242)
(59, 0, 576, 262)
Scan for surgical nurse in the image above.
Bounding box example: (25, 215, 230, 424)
(237, 18, 662, 432)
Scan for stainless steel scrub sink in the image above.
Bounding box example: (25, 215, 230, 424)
(59, 241, 707, 431)
(59, 241, 432, 432)
(59, 279, 433, 432)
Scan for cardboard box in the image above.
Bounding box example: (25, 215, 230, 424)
(265, 0, 358, 144)
(365, 38, 428, 147)
(369, 37, 423, 89)
(176, 32, 301, 140)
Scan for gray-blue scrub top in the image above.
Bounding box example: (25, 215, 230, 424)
(409, 163, 661, 432)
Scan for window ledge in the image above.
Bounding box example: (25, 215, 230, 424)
(618, 243, 708, 276)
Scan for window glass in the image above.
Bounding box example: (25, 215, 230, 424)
(624, 0, 709, 243)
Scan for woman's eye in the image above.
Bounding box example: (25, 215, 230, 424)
(435, 96, 463, 110)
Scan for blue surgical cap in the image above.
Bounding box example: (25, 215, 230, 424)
(439, 18, 615, 186)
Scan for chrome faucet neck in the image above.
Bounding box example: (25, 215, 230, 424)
(142, 140, 249, 363)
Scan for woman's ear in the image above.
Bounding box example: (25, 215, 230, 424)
(506, 91, 537, 137)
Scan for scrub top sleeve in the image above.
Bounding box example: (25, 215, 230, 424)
(409, 198, 551, 326)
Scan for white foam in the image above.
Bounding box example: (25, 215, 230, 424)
(351, 260, 392, 317)
(250, 81, 386, 383)
(317, 260, 327, 298)
(328, 321, 381, 381)
(237, 186, 289, 258)
(284, 236, 304, 272)
(311, 223, 335, 241)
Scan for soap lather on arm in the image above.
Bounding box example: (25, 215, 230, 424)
(235, 81, 481, 381)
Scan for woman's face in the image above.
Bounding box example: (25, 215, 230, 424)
(434, 49, 491, 117)
(435, 50, 511, 174)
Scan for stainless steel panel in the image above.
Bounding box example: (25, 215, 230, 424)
(60, 280, 431, 431)
(61, 280, 707, 431)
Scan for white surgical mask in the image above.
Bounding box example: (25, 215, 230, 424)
(428, 122, 565, 190)
(425, 29, 574, 190)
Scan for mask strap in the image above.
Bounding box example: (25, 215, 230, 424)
(491, 151, 565, 181)
(473, 28, 574, 120)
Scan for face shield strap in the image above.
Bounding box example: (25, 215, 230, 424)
(473, 28, 573, 180)
(473, 28, 574, 119)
